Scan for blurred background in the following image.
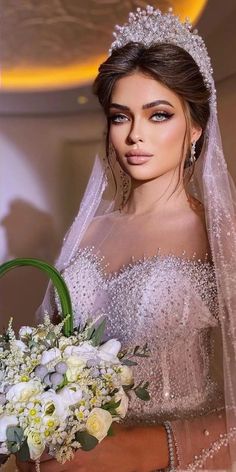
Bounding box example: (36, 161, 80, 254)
(0, 0, 236, 333)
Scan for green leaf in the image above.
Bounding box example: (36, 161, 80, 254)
(107, 426, 114, 437)
(102, 399, 121, 414)
(6, 426, 24, 444)
(121, 359, 137, 366)
(75, 431, 98, 451)
(16, 440, 30, 462)
(6, 441, 19, 454)
(91, 319, 106, 346)
(134, 387, 150, 401)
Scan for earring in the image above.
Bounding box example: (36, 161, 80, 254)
(190, 140, 197, 164)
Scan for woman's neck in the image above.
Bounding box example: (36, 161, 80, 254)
(120, 168, 189, 217)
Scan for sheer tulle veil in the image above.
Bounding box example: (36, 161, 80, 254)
(41, 7, 236, 469)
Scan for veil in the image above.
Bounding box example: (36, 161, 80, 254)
(40, 12, 236, 472)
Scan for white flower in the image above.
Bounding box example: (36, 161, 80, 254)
(57, 385, 82, 407)
(119, 365, 134, 386)
(19, 326, 34, 338)
(65, 355, 86, 382)
(14, 340, 28, 352)
(6, 381, 42, 403)
(41, 391, 68, 422)
(40, 348, 61, 366)
(114, 388, 129, 418)
(64, 342, 98, 362)
(98, 339, 121, 363)
(0, 442, 8, 455)
(86, 408, 112, 442)
(27, 431, 45, 461)
(0, 414, 18, 442)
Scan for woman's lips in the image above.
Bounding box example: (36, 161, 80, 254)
(126, 154, 153, 164)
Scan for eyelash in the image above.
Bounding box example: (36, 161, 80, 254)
(109, 111, 173, 124)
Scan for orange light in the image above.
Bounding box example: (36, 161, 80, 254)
(2, 0, 207, 91)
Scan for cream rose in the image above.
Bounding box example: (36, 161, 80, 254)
(0, 414, 18, 442)
(57, 385, 82, 407)
(27, 431, 45, 460)
(86, 408, 113, 442)
(65, 355, 86, 382)
(40, 348, 61, 366)
(98, 339, 121, 363)
(114, 388, 129, 418)
(64, 342, 98, 362)
(6, 381, 42, 403)
(119, 365, 134, 385)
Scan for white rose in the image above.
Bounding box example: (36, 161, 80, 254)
(27, 431, 45, 461)
(0, 442, 8, 455)
(119, 365, 134, 386)
(19, 326, 34, 338)
(41, 391, 69, 422)
(64, 342, 98, 362)
(41, 348, 61, 366)
(114, 388, 129, 418)
(14, 340, 28, 352)
(65, 355, 86, 382)
(0, 414, 18, 442)
(6, 381, 42, 403)
(86, 408, 112, 442)
(57, 385, 82, 407)
(98, 339, 121, 363)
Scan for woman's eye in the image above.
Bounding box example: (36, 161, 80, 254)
(110, 114, 129, 124)
(151, 112, 173, 122)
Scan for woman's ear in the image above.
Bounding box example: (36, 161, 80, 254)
(191, 125, 202, 143)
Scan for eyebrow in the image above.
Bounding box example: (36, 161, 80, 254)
(109, 100, 174, 110)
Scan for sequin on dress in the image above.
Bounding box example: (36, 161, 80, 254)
(56, 246, 223, 425)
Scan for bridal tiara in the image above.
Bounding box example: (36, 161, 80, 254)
(109, 5, 216, 107)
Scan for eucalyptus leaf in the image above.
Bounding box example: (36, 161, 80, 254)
(134, 387, 150, 401)
(121, 359, 137, 366)
(6, 441, 19, 454)
(17, 440, 30, 462)
(75, 431, 98, 451)
(6, 426, 24, 444)
(102, 399, 121, 410)
(91, 319, 106, 346)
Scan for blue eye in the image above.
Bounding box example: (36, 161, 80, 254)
(151, 112, 173, 121)
(110, 114, 129, 124)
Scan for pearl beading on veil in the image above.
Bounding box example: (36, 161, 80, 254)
(109, 5, 216, 109)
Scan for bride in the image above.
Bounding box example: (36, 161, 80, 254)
(17, 5, 236, 471)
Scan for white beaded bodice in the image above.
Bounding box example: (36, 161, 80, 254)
(56, 247, 223, 424)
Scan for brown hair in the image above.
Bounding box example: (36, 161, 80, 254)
(93, 42, 210, 189)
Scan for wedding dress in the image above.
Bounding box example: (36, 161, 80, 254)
(40, 6, 236, 470)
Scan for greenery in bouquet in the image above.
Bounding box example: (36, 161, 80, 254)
(0, 314, 150, 467)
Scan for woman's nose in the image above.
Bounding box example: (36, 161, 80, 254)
(127, 122, 144, 144)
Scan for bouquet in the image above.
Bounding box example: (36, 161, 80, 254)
(0, 258, 150, 470)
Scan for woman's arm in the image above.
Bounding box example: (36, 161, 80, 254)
(16, 423, 170, 472)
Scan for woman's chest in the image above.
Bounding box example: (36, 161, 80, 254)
(59, 248, 218, 345)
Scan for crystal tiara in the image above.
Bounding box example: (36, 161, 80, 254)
(109, 5, 216, 106)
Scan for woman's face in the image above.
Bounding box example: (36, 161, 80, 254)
(108, 71, 201, 181)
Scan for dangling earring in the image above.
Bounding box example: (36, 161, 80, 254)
(190, 140, 197, 165)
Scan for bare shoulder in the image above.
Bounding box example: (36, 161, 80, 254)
(80, 212, 119, 245)
(178, 198, 211, 260)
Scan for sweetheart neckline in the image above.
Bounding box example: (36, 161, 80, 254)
(65, 245, 215, 283)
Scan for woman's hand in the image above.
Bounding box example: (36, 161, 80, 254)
(16, 423, 169, 472)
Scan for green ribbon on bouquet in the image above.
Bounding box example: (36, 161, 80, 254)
(0, 258, 73, 336)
